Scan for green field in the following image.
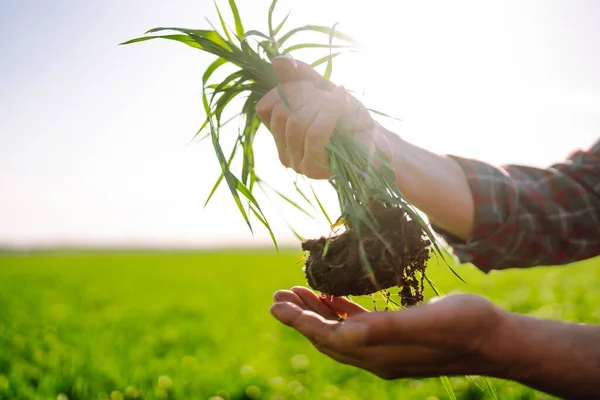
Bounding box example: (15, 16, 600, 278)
(0, 250, 599, 400)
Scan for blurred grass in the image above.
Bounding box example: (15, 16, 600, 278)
(0, 249, 598, 400)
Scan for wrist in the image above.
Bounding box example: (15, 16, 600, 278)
(480, 310, 555, 384)
(373, 128, 475, 239)
(373, 125, 403, 165)
(487, 312, 600, 398)
(476, 309, 527, 379)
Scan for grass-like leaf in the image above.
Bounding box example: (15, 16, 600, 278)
(227, 0, 245, 39)
(214, 1, 234, 43)
(268, 0, 278, 38)
(273, 11, 290, 37)
(310, 185, 332, 226)
(293, 179, 317, 212)
(323, 23, 338, 81)
(283, 43, 354, 53)
(287, 221, 306, 242)
(311, 52, 341, 68)
(209, 123, 253, 233)
(147, 27, 232, 50)
(123, 0, 464, 296)
(276, 83, 295, 111)
(249, 204, 278, 250)
(278, 24, 360, 47)
(440, 376, 457, 400)
(203, 135, 240, 207)
(243, 29, 273, 42)
(485, 378, 499, 400)
(365, 107, 403, 122)
(119, 34, 202, 49)
(123, 2, 494, 395)
(258, 181, 316, 221)
(203, 57, 228, 85)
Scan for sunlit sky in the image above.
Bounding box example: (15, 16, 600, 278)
(1, 0, 599, 249)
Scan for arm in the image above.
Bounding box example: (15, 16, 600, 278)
(496, 311, 600, 398)
(270, 287, 600, 399)
(257, 56, 600, 272)
(381, 130, 475, 240)
(386, 131, 600, 272)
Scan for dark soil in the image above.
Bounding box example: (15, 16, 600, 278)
(301, 203, 431, 307)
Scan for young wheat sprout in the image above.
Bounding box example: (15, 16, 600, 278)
(121, 0, 463, 301)
(122, 1, 501, 397)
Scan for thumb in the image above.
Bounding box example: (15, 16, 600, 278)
(271, 55, 335, 91)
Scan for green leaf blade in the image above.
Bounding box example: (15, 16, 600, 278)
(228, 0, 245, 39)
(278, 24, 360, 47)
(323, 23, 338, 81)
(440, 376, 457, 400)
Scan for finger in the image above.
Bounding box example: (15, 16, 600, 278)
(255, 81, 313, 131)
(290, 286, 339, 320)
(255, 87, 281, 130)
(269, 102, 290, 166)
(269, 302, 338, 347)
(273, 290, 309, 310)
(301, 85, 348, 178)
(285, 114, 306, 173)
(269, 300, 365, 366)
(272, 56, 335, 91)
(284, 100, 322, 172)
(322, 295, 368, 318)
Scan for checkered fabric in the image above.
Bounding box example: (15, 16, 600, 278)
(432, 138, 600, 273)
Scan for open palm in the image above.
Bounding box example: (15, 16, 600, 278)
(270, 286, 505, 379)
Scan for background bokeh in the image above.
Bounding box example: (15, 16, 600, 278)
(1, 1, 600, 399)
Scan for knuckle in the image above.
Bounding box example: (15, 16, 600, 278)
(286, 118, 305, 141)
(272, 102, 284, 116)
(272, 103, 289, 122)
(290, 159, 302, 174)
(299, 159, 320, 179)
(255, 100, 268, 119)
(280, 153, 294, 170)
(287, 115, 302, 129)
(279, 151, 290, 167)
(286, 149, 299, 171)
(299, 158, 313, 176)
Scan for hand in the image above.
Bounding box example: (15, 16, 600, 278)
(256, 56, 391, 179)
(270, 286, 506, 380)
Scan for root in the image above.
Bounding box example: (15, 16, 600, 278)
(301, 203, 431, 307)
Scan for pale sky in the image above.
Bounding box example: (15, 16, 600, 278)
(1, 0, 600, 249)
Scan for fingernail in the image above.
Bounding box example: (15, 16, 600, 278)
(269, 303, 283, 318)
(269, 302, 298, 321)
(272, 55, 295, 66)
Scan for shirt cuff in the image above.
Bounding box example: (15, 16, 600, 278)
(431, 155, 520, 273)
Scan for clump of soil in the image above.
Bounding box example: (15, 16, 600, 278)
(301, 203, 431, 307)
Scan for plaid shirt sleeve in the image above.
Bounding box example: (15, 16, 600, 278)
(432, 138, 600, 273)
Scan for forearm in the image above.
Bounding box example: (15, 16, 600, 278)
(490, 311, 600, 398)
(383, 129, 475, 240)
(382, 128, 600, 271)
